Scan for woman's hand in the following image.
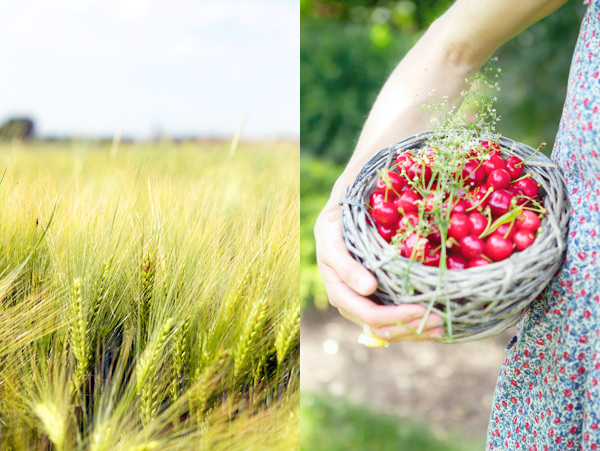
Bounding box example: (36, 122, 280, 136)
(314, 199, 445, 344)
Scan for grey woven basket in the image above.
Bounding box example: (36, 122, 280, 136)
(341, 131, 570, 343)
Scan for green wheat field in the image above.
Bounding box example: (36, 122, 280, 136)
(0, 139, 299, 450)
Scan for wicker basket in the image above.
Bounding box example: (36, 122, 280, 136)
(341, 131, 570, 343)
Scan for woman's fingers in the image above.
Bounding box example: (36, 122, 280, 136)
(315, 212, 377, 297)
(319, 261, 444, 338)
(323, 267, 443, 329)
(373, 321, 445, 342)
(315, 204, 445, 343)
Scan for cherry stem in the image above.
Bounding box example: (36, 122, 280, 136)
(512, 172, 533, 183)
(466, 186, 494, 212)
(523, 196, 546, 213)
(503, 217, 516, 239)
(515, 142, 546, 167)
(480, 206, 524, 238)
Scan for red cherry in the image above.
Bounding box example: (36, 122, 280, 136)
(376, 169, 405, 196)
(408, 162, 433, 184)
(506, 185, 528, 206)
(422, 244, 441, 267)
(369, 191, 386, 206)
(459, 235, 485, 260)
(446, 253, 467, 271)
(482, 154, 506, 176)
(395, 189, 421, 214)
(491, 222, 517, 240)
(505, 156, 524, 180)
(516, 210, 541, 231)
(377, 225, 396, 242)
(468, 212, 488, 236)
(449, 213, 472, 240)
(467, 257, 491, 268)
(513, 229, 536, 251)
(397, 212, 419, 232)
(462, 160, 486, 187)
(395, 152, 414, 172)
(449, 198, 468, 215)
(427, 224, 442, 243)
(371, 202, 399, 227)
(488, 189, 513, 217)
(485, 234, 514, 261)
(446, 237, 460, 253)
(487, 169, 511, 190)
(512, 177, 539, 199)
(401, 233, 427, 259)
(465, 184, 492, 211)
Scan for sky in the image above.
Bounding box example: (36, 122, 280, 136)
(0, 0, 298, 140)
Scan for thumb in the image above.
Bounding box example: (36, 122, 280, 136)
(316, 226, 378, 296)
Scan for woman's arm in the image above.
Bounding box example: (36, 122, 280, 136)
(314, 0, 569, 343)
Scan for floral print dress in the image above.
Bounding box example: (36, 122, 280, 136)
(487, 3, 600, 450)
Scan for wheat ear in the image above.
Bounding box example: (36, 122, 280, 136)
(87, 259, 111, 367)
(139, 254, 156, 346)
(189, 350, 231, 422)
(32, 400, 66, 451)
(90, 259, 111, 326)
(233, 296, 269, 378)
(275, 304, 300, 367)
(137, 317, 174, 426)
(69, 278, 89, 389)
(170, 314, 190, 403)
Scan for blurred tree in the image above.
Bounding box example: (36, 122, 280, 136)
(301, 0, 584, 163)
(0, 117, 35, 141)
(301, 18, 415, 162)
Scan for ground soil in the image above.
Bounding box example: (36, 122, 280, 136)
(301, 307, 517, 443)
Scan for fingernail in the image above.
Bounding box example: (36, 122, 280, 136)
(358, 275, 374, 294)
(425, 319, 444, 329)
(430, 329, 444, 338)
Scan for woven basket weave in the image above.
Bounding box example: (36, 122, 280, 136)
(341, 131, 570, 343)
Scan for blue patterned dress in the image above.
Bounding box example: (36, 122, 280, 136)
(487, 3, 600, 450)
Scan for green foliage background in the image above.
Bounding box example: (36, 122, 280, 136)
(301, 0, 584, 163)
(301, 392, 482, 451)
(300, 0, 585, 311)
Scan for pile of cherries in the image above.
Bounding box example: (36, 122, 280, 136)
(368, 141, 544, 270)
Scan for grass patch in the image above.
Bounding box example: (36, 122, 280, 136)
(301, 392, 484, 451)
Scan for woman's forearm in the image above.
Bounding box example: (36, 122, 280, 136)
(327, 21, 474, 207)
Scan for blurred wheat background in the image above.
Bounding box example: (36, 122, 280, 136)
(0, 139, 299, 450)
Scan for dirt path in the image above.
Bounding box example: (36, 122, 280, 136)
(301, 308, 517, 442)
